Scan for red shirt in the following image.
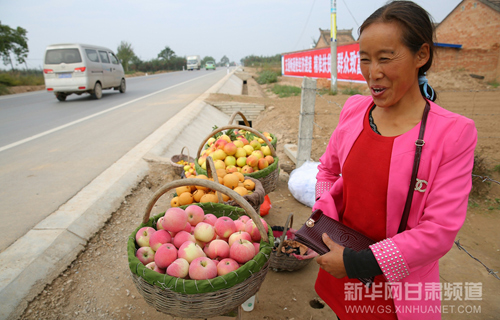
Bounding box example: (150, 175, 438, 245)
(315, 104, 398, 319)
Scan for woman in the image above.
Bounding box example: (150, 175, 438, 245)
(313, 1, 477, 319)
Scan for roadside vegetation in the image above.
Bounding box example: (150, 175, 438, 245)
(272, 84, 301, 98)
(0, 69, 44, 95)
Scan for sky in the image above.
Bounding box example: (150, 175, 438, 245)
(1, 0, 461, 69)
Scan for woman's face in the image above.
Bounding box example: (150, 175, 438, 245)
(359, 22, 427, 109)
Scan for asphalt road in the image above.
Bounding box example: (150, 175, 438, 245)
(0, 69, 227, 252)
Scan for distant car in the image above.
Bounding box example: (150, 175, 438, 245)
(205, 61, 216, 70)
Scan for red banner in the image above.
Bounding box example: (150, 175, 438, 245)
(282, 43, 365, 83)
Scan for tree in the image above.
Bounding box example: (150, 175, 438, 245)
(116, 41, 135, 72)
(0, 21, 28, 70)
(158, 46, 175, 60)
(220, 55, 230, 66)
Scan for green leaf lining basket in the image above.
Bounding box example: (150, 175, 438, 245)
(195, 124, 280, 194)
(128, 178, 274, 318)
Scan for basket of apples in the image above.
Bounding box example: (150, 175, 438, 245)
(195, 124, 280, 194)
(170, 146, 196, 177)
(127, 177, 273, 318)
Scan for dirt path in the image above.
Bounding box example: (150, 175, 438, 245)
(18, 69, 500, 319)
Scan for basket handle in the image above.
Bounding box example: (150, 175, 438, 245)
(180, 146, 190, 161)
(275, 213, 293, 257)
(197, 125, 277, 159)
(142, 179, 269, 243)
(204, 156, 223, 203)
(228, 111, 250, 127)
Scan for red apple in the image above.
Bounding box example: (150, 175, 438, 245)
(245, 218, 268, 242)
(135, 227, 156, 247)
(229, 239, 256, 264)
(145, 261, 165, 274)
(203, 214, 218, 226)
(228, 231, 252, 247)
(185, 205, 205, 226)
(156, 217, 165, 230)
(265, 155, 274, 165)
(166, 258, 189, 278)
(223, 142, 237, 156)
(217, 258, 240, 276)
(253, 242, 260, 255)
(189, 257, 218, 280)
(162, 208, 188, 233)
(178, 240, 206, 263)
(154, 243, 178, 269)
(136, 246, 155, 265)
(258, 158, 269, 170)
(234, 220, 246, 232)
(173, 231, 196, 249)
(194, 222, 216, 243)
(205, 239, 230, 260)
(149, 229, 172, 251)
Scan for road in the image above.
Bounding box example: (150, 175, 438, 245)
(0, 69, 227, 252)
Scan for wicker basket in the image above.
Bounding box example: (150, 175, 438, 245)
(128, 178, 273, 319)
(170, 146, 195, 176)
(227, 111, 277, 150)
(269, 213, 318, 272)
(196, 124, 280, 194)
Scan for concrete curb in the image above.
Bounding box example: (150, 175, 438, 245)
(0, 69, 238, 320)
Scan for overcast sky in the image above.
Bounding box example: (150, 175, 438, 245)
(1, 0, 461, 69)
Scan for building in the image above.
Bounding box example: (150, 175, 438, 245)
(314, 28, 356, 48)
(433, 0, 500, 82)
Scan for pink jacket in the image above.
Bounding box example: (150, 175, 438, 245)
(313, 95, 477, 319)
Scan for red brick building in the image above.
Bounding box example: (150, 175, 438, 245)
(433, 0, 500, 82)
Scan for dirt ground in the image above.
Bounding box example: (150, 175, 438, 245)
(17, 69, 500, 320)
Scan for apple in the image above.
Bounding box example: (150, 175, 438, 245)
(233, 140, 244, 148)
(214, 216, 237, 238)
(229, 239, 256, 264)
(223, 142, 237, 156)
(178, 240, 206, 263)
(245, 218, 269, 242)
(220, 134, 232, 143)
(182, 221, 193, 233)
(135, 227, 156, 247)
(226, 165, 238, 173)
(224, 156, 236, 167)
(203, 213, 218, 226)
(238, 215, 250, 223)
(156, 217, 165, 230)
(154, 243, 178, 269)
(249, 140, 261, 150)
(214, 139, 228, 150)
(149, 229, 172, 251)
(265, 155, 274, 165)
(189, 257, 218, 280)
(194, 222, 216, 243)
(246, 156, 258, 168)
(205, 239, 230, 260)
(162, 208, 188, 233)
(234, 219, 246, 232)
(212, 149, 227, 161)
(228, 231, 252, 246)
(145, 261, 166, 274)
(173, 231, 196, 249)
(166, 258, 190, 278)
(253, 242, 261, 255)
(214, 159, 226, 170)
(185, 205, 205, 226)
(243, 145, 254, 156)
(136, 246, 155, 265)
(236, 157, 247, 167)
(217, 258, 240, 276)
(258, 158, 269, 170)
(234, 147, 246, 159)
(241, 165, 254, 174)
(251, 150, 264, 160)
(207, 137, 216, 146)
(258, 138, 266, 144)
(261, 145, 272, 156)
(239, 138, 249, 145)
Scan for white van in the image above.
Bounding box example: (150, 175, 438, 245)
(43, 43, 126, 101)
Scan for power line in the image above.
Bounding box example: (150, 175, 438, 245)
(341, 0, 359, 28)
(293, 0, 317, 50)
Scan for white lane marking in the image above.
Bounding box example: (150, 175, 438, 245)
(0, 72, 217, 153)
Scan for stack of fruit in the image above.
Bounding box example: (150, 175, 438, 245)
(197, 131, 275, 175)
(135, 205, 269, 280)
(175, 160, 197, 178)
(170, 172, 257, 207)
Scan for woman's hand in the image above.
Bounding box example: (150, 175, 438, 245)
(316, 233, 347, 278)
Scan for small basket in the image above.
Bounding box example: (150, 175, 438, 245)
(170, 146, 195, 176)
(128, 178, 273, 318)
(196, 124, 280, 194)
(269, 213, 318, 272)
(228, 111, 277, 150)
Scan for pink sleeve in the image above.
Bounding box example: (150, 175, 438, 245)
(370, 120, 477, 282)
(315, 129, 342, 200)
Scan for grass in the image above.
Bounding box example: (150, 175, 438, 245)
(256, 69, 280, 85)
(341, 86, 362, 95)
(487, 80, 499, 88)
(272, 84, 301, 98)
(317, 88, 338, 96)
(0, 70, 45, 95)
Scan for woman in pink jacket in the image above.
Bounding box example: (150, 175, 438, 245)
(313, 1, 477, 319)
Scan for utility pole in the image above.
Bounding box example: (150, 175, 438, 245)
(331, 0, 337, 93)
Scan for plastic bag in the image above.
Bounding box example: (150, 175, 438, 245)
(288, 161, 319, 207)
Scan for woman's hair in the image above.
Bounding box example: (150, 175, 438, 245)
(359, 1, 437, 101)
